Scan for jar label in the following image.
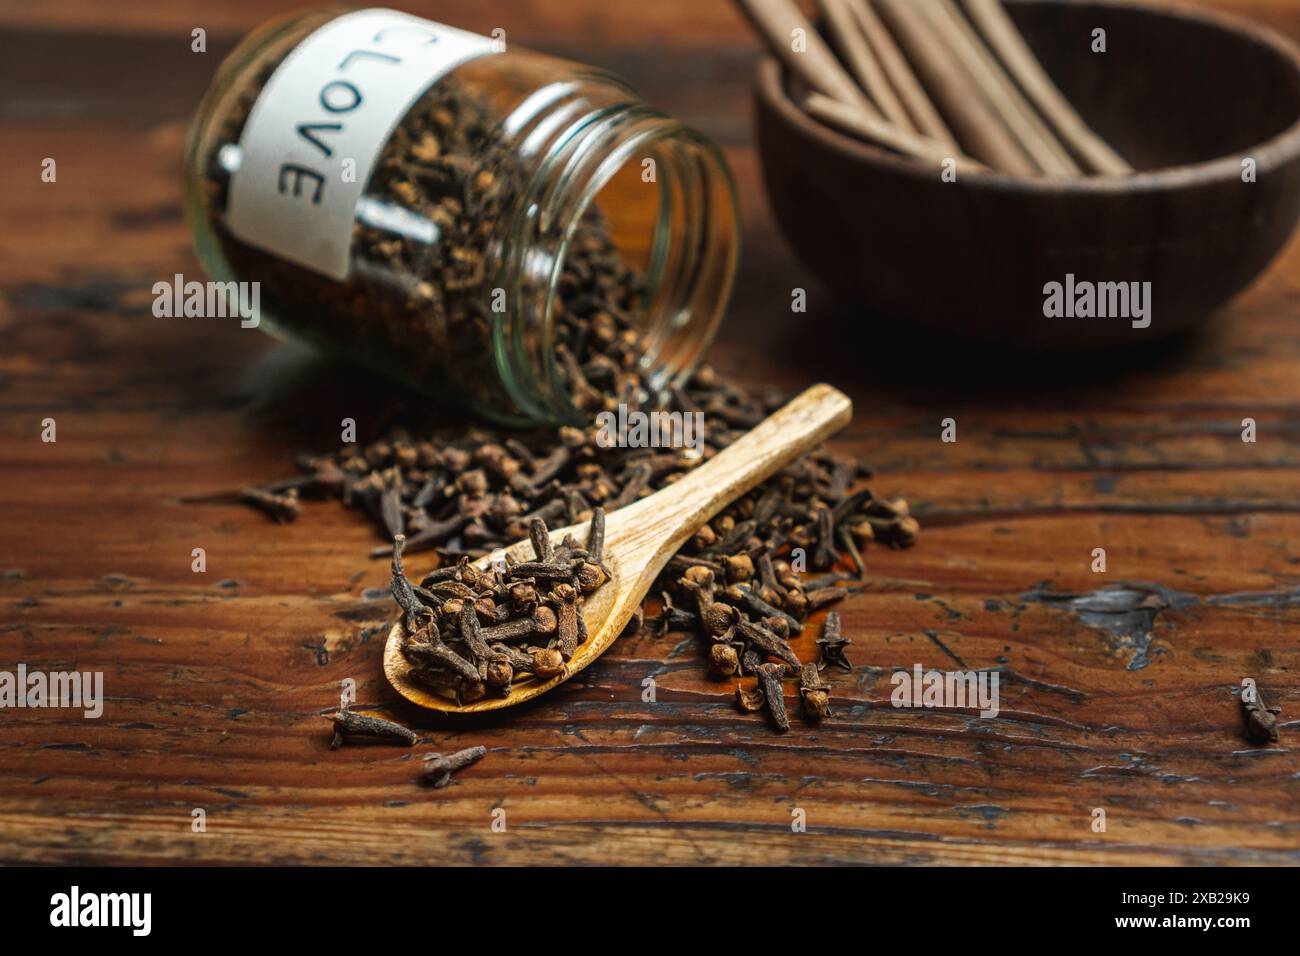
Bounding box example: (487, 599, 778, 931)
(226, 9, 498, 280)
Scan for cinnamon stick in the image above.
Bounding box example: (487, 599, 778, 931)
(735, 0, 881, 119)
(818, 0, 914, 130)
(961, 0, 1132, 175)
(850, 0, 956, 147)
(874, 0, 1036, 176)
(925, 0, 1079, 176)
(804, 92, 987, 173)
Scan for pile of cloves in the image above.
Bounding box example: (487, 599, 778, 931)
(656, 499, 874, 733)
(243, 364, 917, 567)
(391, 510, 610, 702)
(245, 363, 919, 732)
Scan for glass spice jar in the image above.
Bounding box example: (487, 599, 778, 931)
(184, 7, 739, 425)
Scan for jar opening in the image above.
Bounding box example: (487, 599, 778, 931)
(499, 105, 739, 426)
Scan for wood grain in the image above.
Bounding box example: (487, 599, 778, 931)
(0, 0, 1298, 866)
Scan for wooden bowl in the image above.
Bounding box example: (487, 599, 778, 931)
(755, 0, 1300, 349)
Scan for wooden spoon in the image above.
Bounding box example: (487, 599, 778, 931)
(383, 383, 853, 713)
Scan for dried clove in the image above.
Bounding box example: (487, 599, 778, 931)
(239, 486, 301, 523)
(817, 611, 851, 673)
(423, 745, 488, 788)
(324, 708, 418, 750)
(755, 663, 790, 732)
(799, 664, 833, 722)
(1242, 683, 1282, 744)
(736, 682, 766, 713)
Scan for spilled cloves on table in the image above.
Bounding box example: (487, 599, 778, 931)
(323, 707, 419, 750)
(323, 706, 486, 790)
(228, 130, 917, 728)
(424, 746, 488, 788)
(203, 9, 923, 735)
(248, 363, 919, 732)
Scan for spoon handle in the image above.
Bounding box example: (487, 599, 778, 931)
(616, 383, 853, 547)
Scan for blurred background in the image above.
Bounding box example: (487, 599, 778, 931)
(3, 0, 1300, 867)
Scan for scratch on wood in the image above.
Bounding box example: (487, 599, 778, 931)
(953, 804, 1009, 828)
(1207, 588, 1300, 607)
(1022, 582, 1198, 670)
(922, 629, 967, 668)
(9, 277, 148, 316)
(333, 599, 391, 622)
(1023, 581, 1300, 672)
(990, 667, 1087, 704)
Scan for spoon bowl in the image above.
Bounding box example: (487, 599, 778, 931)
(384, 383, 853, 713)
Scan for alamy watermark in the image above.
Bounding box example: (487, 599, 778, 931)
(0, 663, 103, 718)
(152, 273, 260, 328)
(1043, 274, 1151, 329)
(890, 663, 1000, 718)
(595, 404, 705, 453)
(50, 886, 150, 936)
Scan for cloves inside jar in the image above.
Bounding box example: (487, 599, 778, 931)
(185, 7, 739, 424)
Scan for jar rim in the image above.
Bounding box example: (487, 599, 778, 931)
(495, 101, 739, 426)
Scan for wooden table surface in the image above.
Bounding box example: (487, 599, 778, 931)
(2, 0, 1298, 866)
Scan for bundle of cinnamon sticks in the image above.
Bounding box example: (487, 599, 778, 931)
(738, 0, 1131, 176)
